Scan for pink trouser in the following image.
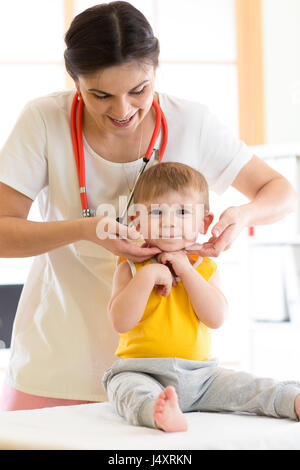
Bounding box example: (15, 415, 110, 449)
(0, 382, 98, 411)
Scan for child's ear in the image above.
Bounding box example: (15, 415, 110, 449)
(202, 212, 214, 234)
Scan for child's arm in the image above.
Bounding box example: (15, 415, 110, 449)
(158, 251, 228, 329)
(108, 261, 173, 333)
(181, 268, 228, 328)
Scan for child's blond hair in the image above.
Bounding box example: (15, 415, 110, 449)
(133, 162, 209, 210)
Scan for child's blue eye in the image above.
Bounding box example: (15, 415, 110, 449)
(177, 209, 191, 215)
(149, 209, 162, 216)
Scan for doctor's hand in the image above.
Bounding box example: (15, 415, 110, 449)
(83, 216, 162, 263)
(185, 206, 248, 257)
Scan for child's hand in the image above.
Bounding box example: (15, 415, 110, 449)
(151, 263, 174, 297)
(156, 250, 192, 278)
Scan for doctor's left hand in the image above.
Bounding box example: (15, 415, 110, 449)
(185, 206, 248, 257)
(84, 216, 162, 262)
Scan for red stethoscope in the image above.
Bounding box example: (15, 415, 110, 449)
(70, 92, 168, 221)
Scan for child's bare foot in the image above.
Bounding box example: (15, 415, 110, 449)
(153, 386, 188, 432)
(294, 394, 300, 420)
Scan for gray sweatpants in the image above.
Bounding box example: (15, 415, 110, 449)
(102, 357, 300, 429)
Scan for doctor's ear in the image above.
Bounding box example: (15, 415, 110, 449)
(74, 82, 81, 98)
(202, 212, 214, 234)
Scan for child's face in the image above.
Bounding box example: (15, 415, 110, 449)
(132, 190, 213, 251)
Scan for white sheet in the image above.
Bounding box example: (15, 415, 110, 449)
(0, 402, 300, 450)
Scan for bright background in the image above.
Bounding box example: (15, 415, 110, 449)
(0, 0, 300, 383)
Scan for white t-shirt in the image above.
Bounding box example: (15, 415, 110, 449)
(0, 90, 252, 401)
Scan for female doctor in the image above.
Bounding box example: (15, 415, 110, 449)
(0, 2, 296, 411)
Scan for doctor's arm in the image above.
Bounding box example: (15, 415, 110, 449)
(0, 182, 93, 257)
(0, 183, 160, 261)
(187, 155, 297, 257)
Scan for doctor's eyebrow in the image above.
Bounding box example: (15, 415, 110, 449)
(88, 80, 150, 96)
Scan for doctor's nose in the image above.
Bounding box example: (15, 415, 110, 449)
(110, 97, 131, 120)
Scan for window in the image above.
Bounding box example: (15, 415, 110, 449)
(0, 0, 66, 148)
(75, 0, 239, 135)
(0, 0, 264, 147)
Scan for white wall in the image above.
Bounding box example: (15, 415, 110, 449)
(262, 0, 300, 144)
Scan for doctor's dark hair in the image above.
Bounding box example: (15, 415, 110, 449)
(64, 1, 160, 79)
(133, 162, 210, 211)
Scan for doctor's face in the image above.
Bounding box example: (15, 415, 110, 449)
(76, 61, 156, 135)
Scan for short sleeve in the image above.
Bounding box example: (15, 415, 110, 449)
(0, 103, 48, 200)
(197, 257, 217, 282)
(199, 108, 253, 194)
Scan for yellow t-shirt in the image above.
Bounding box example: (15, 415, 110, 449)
(115, 255, 217, 361)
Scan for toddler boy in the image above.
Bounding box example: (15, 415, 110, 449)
(102, 162, 300, 432)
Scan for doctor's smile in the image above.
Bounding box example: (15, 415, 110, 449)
(108, 112, 137, 127)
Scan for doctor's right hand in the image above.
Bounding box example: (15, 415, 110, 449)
(82, 216, 162, 263)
